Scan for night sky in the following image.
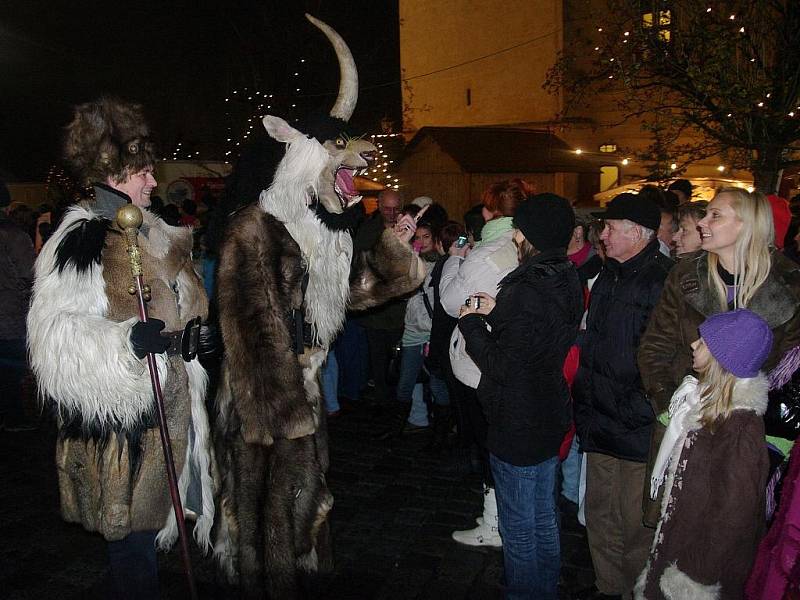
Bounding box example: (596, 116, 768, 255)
(0, 0, 400, 181)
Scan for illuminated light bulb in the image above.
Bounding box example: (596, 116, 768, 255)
(789, 112, 795, 117)
(294, 72, 299, 76)
(595, 47, 600, 51)
(575, 148, 583, 155)
(610, 57, 615, 62)
(597, 27, 603, 32)
(717, 165, 725, 172)
(727, 113, 733, 117)
(706, 7, 711, 12)
(739, 27, 745, 33)
(624, 31, 630, 36)
(757, 102, 764, 107)
(622, 158, 629, 165)
(729, 14, 735, 19)
(608, 75, 614, 79)
(766, 93, 771, 98)
(670, 163, 677, 170)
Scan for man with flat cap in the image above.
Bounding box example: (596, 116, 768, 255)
(572, 193, 674, 600)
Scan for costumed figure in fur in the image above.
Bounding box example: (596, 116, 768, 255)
(27, 98, 215, 598)
(213, 14, 426, 598)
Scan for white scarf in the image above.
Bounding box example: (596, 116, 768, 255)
(650, 375, 703, 500)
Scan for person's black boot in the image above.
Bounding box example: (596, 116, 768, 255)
(425, 404, 451, 454)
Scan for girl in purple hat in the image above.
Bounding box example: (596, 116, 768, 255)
(636, 309, 772, 600)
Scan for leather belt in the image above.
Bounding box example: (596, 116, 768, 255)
(163, 316, 202, 361)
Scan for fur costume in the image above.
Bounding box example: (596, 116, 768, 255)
(213, 14, 425, 599)
(27, 184, 215, 549)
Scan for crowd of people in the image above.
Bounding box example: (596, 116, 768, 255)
(3, 102, 800, 599)
(320, 180, 800, 600)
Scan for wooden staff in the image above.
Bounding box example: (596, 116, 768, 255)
(116, 204, 198, 600)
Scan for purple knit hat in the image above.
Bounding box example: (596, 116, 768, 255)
(698, 309, 773, 378)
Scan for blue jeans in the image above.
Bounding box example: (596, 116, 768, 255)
(334, 318, 368, 401)
(491, 454, 560, 600)
(560, 436, 581, 504)
(321, 351, 340, 414)
(397, 344, 450, 426)
(0, 338, 28, 426)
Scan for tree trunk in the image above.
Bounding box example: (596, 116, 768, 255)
(751, 149, 782, 194)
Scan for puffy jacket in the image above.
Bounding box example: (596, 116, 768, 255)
(573, 239, 673, 462)
(440, 230, 518, 388)
(459, 250, 583, 466)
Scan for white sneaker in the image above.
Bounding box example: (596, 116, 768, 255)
(451, 521, 502, 547)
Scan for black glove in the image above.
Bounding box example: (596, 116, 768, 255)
(130, 319, 170, 359)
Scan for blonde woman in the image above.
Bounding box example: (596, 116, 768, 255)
(638, 187, 800, 523)
(636, 309, 772, 599)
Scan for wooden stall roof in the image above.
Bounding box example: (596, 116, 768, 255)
(405, 127, 603, 174)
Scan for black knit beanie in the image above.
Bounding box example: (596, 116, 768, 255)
(513, 193, 575, 251)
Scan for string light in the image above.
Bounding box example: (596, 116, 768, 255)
(622, 158, 629, 165)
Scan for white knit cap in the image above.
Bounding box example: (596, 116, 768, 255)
(411, 196, 433, 208)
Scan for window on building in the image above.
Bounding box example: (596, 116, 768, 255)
(599, 143, 618, 153)
(642, 9, 671, 42)
(600, 166, 620, 192)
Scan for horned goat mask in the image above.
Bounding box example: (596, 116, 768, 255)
(261, 14, 376, 215)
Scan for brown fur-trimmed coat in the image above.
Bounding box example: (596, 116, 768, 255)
(214, 204, 424, 598)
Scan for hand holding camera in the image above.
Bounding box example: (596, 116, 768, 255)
(449, 234, 470, 258)
(459, 292, 496, 318)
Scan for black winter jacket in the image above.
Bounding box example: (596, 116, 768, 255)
(426, 255, 458, 378)
(573, 239, 673, 462)
(459, 250, 583, 466)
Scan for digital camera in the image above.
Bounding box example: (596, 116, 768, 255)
(464, 296, 481, 309)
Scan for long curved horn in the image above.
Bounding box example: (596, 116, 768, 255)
(305, 14, 358, 122)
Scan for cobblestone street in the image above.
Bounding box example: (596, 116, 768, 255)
(0, 399, 594, 599)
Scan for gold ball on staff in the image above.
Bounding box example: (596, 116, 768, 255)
(116, 204, 143, 230)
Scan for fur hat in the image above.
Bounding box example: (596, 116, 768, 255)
(698, 309, 773, 378)
(63, 97, 156, 185)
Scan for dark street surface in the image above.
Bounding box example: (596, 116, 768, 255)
(0, 395, 594, 599)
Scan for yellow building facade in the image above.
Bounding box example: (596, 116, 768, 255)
(399, 0, 750, 204)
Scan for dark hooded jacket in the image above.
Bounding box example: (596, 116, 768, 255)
(458, 249, 583, 466)
(573, 239, 673, 462)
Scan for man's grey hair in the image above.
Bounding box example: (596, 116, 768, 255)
(621, 219, 656, 242)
